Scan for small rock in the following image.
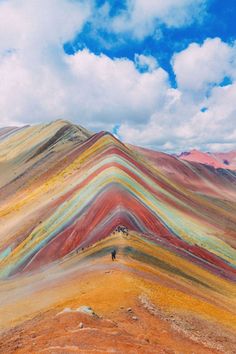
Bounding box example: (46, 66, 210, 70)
(132, 316, 138, 321)
(79, 322, 84, 329)
(127, 308, 132, 312)
(77, 306, 98, 317)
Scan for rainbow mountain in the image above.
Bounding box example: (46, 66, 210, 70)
(0, 120, 236, 353)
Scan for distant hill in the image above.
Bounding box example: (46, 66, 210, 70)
(177, 149, 236, 170)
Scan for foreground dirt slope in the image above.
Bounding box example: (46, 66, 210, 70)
(0, 232, 236, 353)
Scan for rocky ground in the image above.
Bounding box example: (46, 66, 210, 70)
(1, 232, 236, 353)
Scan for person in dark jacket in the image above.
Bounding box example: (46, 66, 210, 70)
(111, 249, 116, 261)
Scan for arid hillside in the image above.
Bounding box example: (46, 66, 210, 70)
(0, 120, 236, 353)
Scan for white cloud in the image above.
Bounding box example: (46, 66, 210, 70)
(134, 54, 158, 72)
(0, 0, 91, 53)
(0, 44, 169, 130)
(0, 0, 92, 126)
(173, 38, 236, 93)
(0, 1, 168, 129)
(118, 39, 236, 152)
(118, 80, 236, 152)
(65, 50, 169, 129)
(0, 0, 235, 153)
(111, 0, 207, 39)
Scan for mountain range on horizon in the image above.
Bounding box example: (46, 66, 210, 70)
(177, 149, 236, 170)
(0, 119, 236, 353)
(1, 120, 236, 171)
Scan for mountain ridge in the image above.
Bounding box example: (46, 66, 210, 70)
(0, 123, 235, 279)
(177, 148, 236, 170)
(0, 120, 236, 353)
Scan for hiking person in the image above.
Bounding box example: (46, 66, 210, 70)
(111, 249, 116, 261)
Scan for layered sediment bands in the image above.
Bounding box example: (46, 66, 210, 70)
(0, 122, 236, 282)
(130, 144, 236, 200)
(0, 121, 236, 353)
(1, 232, 236, 353)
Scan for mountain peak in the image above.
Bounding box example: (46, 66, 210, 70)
(0, 120, 236, 353)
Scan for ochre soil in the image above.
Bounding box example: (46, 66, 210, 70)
(0, 233, 236, 353)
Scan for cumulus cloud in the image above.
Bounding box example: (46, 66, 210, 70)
(118, 83, 236, 153)
(0, 0, 235, 152)
(134, 54, 158, 72)
(65, 50, 169, 129)
(0, 0, 92, 126)
(173, 38, 236, 93)
(0, 1, 169, 128)
(0, 42, 169, 130)
(0, 0, 91, 52)
(111, 0, 207, 39)
(118, 38, 236, 152)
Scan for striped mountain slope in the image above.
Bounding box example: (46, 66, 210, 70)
(0, 121, 235, 281)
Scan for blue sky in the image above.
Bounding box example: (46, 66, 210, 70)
(64, 0, 236, 86)
(0, 0, 236, 152)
